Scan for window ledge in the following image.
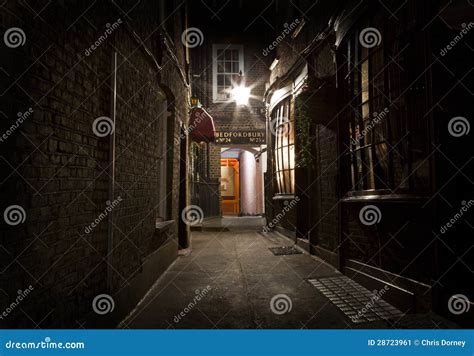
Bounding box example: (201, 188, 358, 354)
(155, 220, 175, 231)
(342, 193, 429, 203)
(273, 194, 295, 201)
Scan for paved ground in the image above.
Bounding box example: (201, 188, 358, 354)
(120, 217, 454, 329)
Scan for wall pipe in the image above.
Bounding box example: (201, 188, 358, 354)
(107, 52, 117, 291)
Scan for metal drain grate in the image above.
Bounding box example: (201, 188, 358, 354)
(308, 276, 403, 323)
(269, 246, 303, 256)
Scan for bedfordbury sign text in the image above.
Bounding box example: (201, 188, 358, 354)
(215, 130, 266, 145)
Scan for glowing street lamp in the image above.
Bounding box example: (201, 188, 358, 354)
(232, 85, 251, 106)
(231, 72, 250, 106)
(190, 96, 200, 107)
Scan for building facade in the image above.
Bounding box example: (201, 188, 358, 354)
(264, 0, 473, 326)
(0, 0, 191, 327)
(188, 2, 271, 219)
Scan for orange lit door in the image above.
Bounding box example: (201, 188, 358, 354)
(220, 159, 239, 215)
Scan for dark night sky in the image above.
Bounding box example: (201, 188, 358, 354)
(189, 0, 283, 40)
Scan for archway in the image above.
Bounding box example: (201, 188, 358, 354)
(220, 146, 266, 216)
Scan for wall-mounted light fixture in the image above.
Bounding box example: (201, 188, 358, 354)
(231, 72, 250, 106)
(269, 58, 279, 71)
(232, 86, 251, 106)
(190, 96, 200, 107)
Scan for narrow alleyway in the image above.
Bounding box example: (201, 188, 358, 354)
(118, 218, 452, 329)
(1, 0, 471, 332)
(120, 218, 348, 328)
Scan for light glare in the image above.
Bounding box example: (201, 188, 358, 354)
(232, 86, 251, 105)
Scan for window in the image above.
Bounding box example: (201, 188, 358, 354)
(342, 21, 429, 194)
(212, 45, 244, 102)
(272, 97, 295, 195)
(346, 39, 385, 191)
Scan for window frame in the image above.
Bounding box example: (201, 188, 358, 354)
(341, 21, 424, 198)
(271, 96, 295, 197)
(212, 44, 244, 103)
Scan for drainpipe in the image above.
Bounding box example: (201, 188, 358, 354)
(107, 52, 117, 291)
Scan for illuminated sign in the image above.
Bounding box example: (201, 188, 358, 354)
(215, 130, 266, 145)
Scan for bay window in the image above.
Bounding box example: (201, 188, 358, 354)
(342, 21, 430, 195)
(272, 97, 295, 195)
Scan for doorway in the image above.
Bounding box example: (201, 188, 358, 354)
(220, 147, 266, 217)
(220, 158, 240, 215)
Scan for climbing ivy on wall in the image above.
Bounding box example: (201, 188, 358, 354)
(295, 93, 314, 169)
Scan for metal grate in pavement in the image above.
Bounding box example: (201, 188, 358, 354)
(269, 246, 303, 256)
(307, 276, 403, 323)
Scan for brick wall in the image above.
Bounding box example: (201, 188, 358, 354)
(192, 39, 268, 133)
(0, 0, 189, 327)
(208, 143, 221, 180)
(341, 201, 435, 288)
